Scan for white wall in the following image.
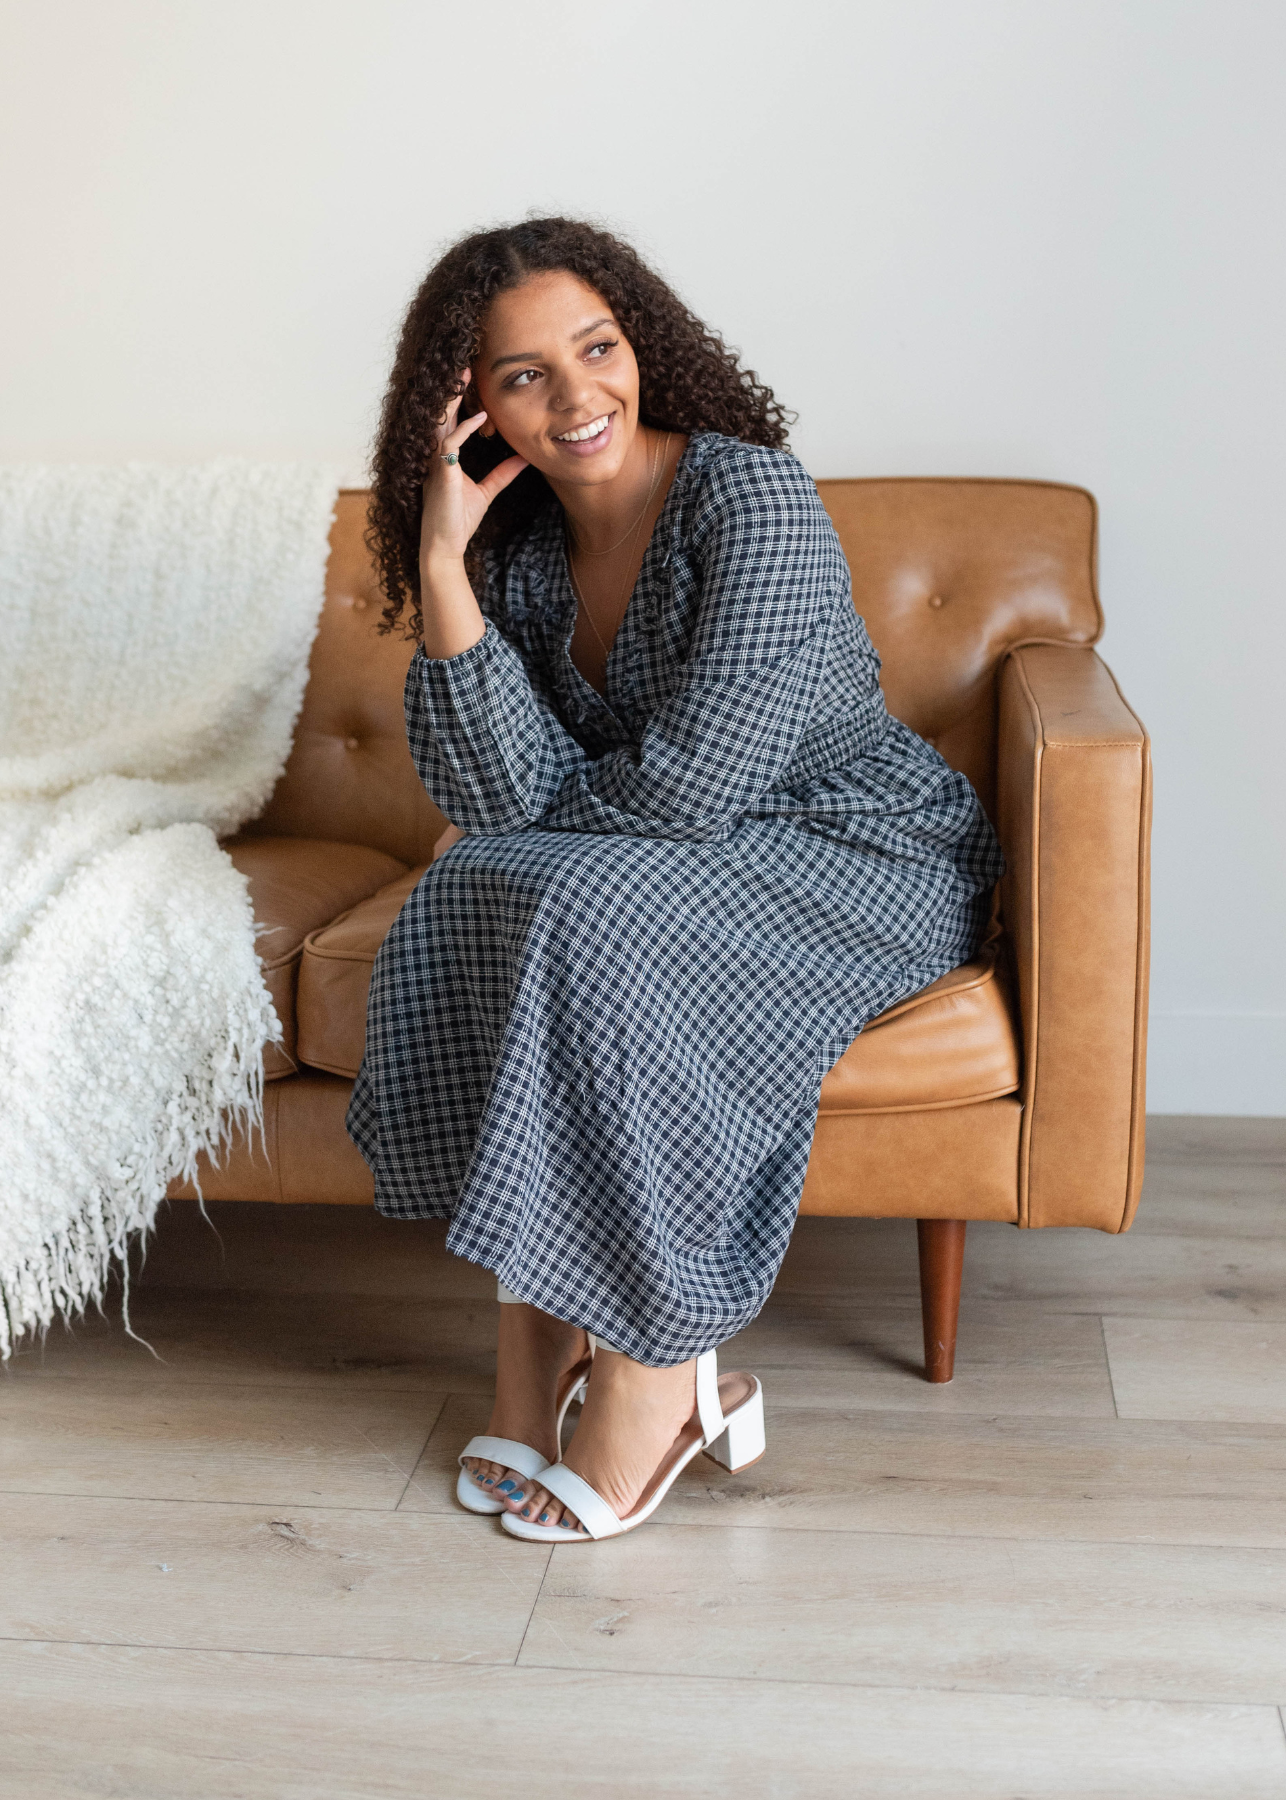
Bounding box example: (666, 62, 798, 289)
(1, 0, 1281, 1113)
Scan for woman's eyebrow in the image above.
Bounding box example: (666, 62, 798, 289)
(489, 318, 616, 371)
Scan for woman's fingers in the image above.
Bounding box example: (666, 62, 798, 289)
(434, 368, 472, 448)
(418, 373, 522, 560)
(441, 409, 489, 456)
(435, 393, 464, 450)
(476, 452, 530, 504)
(422, 412, 487, 496)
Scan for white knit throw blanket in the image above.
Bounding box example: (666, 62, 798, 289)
(0, 461, 339, 1356)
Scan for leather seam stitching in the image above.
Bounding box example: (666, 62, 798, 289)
(1096, 658, 1152, 1234)
(861, 966, 997, 1026)
(258, 947, 307, 973)
(1006, 648, 1043, 1230)
(819, 1083, 1021, 1117)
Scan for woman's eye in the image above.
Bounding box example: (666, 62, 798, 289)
(509, 368, 541, 388)
(586, 339, 616, 360)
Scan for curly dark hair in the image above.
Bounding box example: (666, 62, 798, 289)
(366, 216, 793, 638)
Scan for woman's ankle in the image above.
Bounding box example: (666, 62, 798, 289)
(583, 1346, 695, 1399)
(499, 1302, 587, 1370)
(486, 1304, 590, 1462)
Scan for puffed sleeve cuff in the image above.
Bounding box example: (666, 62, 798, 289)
(407, 622, 582, 833)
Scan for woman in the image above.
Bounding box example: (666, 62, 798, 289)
(348, 217, 1002, 1543)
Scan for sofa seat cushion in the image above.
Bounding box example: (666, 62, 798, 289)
(296, 865, 428, 1077)
(224, 837, 408, 1078)
(818, 944, 1020, 1114)
(298, 863, 1020, 1114)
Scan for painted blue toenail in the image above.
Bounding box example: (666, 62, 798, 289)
(497, 1480, 517, 1493)
(539, 1512, 549, 1523)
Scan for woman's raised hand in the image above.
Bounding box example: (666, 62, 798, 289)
(418, 370, 528, 572)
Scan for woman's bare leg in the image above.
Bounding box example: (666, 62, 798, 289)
(460, 1303, 590, 1497)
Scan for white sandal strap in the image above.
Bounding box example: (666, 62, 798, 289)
(537, 1463, 625, 1539)
(459, 1436, 549, 1480)
(695, 1349, 725, 1444)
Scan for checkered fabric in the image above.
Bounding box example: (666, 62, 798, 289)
(347, 434, 1002, 1365)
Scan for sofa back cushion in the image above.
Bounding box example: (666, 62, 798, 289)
(815, 478, 1101, 822)
(241, 491, 447, 865)
(247, 478, 1100, 848)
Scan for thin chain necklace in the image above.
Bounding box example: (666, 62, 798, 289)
(568, 432, 670, 660)
(568, 430, 670, 557)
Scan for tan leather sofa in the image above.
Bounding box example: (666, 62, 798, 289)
(172, 479, 1151, 1382)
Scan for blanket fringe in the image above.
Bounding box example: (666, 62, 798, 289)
(0, 977, 275, 1361)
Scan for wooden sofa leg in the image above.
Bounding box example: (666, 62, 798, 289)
(916, 1219, 967, 1383)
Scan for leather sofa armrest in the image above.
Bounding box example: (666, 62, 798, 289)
(997, 644, 1152, 1231)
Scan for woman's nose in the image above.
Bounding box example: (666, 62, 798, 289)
(550, 366, 595, 414)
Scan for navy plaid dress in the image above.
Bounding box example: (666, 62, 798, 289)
(347, 433, 1002, 1365)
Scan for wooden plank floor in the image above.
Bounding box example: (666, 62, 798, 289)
(3, 1116, 1284, 1798)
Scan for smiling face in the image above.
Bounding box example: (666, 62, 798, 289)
(473, 270, 642, 489)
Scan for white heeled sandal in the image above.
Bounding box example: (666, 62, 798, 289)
(456, 1284, 592, 1516)
(500, 1347, 765, 1543)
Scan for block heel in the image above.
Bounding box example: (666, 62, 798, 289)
(702, 1379, 765, 1472)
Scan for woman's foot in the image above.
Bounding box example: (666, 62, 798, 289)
(461, 1303, 590, 1501)
(501, 1348, 697, 1532)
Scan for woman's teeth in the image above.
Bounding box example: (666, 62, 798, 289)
(556, 415, 610, 443)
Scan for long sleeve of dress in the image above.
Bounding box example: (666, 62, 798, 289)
(407, 624, 591, 834)
(406, 447, 859, 841)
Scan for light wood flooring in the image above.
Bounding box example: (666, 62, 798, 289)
(3, 1116, 1284, 1798)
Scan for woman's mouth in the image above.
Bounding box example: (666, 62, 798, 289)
(552, 412, 615, 456)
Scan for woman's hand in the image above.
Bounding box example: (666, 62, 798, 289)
(418, 369, 528, 572)
(415, 370, 528, 660)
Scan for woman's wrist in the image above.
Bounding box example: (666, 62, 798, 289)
(419, 552, 486, 660)
(419, 621, 488, 662)
(419, 547, 468, 588)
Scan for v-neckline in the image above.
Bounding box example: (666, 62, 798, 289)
(556, 433, 699, 717)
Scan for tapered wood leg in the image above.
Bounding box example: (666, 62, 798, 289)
(916, 1218, 967, 1383)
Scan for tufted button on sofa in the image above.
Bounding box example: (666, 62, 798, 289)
(170, 480, 1151, 1381)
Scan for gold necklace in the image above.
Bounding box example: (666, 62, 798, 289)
(568, 430, 670, 557)
(569, 559, 616, 660)
(568, 433, 669, 660)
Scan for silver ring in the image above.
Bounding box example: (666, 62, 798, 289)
(440, 451, 459, 466)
